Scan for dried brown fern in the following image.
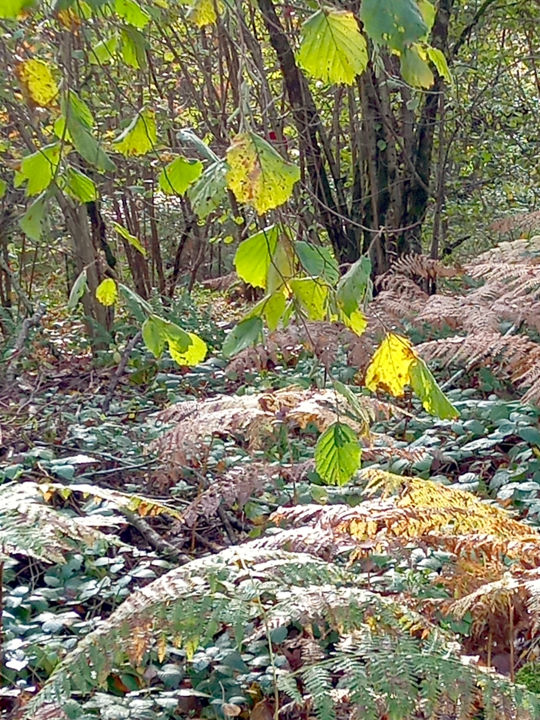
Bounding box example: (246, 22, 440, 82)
(151, 386, 406, 471)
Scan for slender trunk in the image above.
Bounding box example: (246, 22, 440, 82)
(404, 0, 454, 251)
(257, 0, 358, 263)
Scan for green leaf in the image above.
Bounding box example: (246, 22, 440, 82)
(290, 278, 328, 321)
(426, 46, 451, 82)
(223, 317, 263, 357)
(111, 221, 147, 256)
(336, 255, 371, 315)
(168, 332, 207, 366)
(67, 269, 88, 310)
(297, 8, 368, 85)
(60, 94, 115, 173)
(113, 109, 157, 157)
(0, 0, 36, 18)
(266, 238, 294, 295)
(418, 0, 435, 31)
(64, 167, 98, 202)
(226, 133, 300, 214)
(400, 45, 434, 89)
(409, 359, 459, 419)
(95, 278, 118, 306)
(360, 0, 428, 52)
(121, 27, 148, 69)
(158, 156, 203, 195)
(248, 292, 287, 331)
(187, 160, 228, 219)
(18, 144, 61, 196)
(234, 226, 280, 289)
(142, 316, 166, 357)
(118, 283, 153, 315)
(177, 129, 219, 163)
(315, 422, 361, 486)
(19, 194, 47, 240)
(115, 0, 150, 28)
(89, 35, 118, 65)
(0, 179, 6, 199)
(295, 241, 339, 284)
(263, 292, 286, 331)
(64, 91, 95, 129)
(518, 427, 540, 446)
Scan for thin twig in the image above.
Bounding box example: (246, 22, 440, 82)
(4, 303, 46, 385)
(102, 331, 141, 412)
(123, 509, 191, 564)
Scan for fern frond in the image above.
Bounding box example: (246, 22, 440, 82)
(151, 386, 404, 470)
(0, 481, 126, 563)
(491, 211, 540, 235)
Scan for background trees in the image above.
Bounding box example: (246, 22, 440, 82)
(1, 0, 538, 348)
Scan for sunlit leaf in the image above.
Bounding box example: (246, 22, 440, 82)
(410, 358, 459, 419)
(115, 0, 150, 28)
(186, 0, 221, 27)
(426, 46, 452, 82)
(19, 194, 47, 241)
(96, 278, 118, 306)
(340, 307, 367, 336)
(418, 0, 435, 31)
(0, 0, 36, 18)
(64, 167, 98, 202)
(168, 332, 207, 366)
(121, 27, 147, 69)
(17, 58, 58, 107)
(234, 226, 280, 289)
(266, 238, 294, 294)
(401, 45, 434, 89)
(365, 333, 416, 397)
(111, 221, 147, 256)
(67, 269, 88, 310)
(249, 292, 287, 331)
(315, 421, 361, 486)
(158, 156, 203, 195)
(19, 194, 46, 241)
(223, 317, 263, 357)
(17, 144, 61, 197)
(297, 8, 368, 85)
(142, 316, 166, 358)
(89, 35, 118, 64)
(360, 0, 428, 52)
(263, 292, 286, 331)
(113, 109, 157, 156)
(290, 277, 328, 321)
(226, 133, 300, 214)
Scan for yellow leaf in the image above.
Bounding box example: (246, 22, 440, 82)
(157, 635, 167, 663)
(113, 109, 157, 157)
(17, 58, 58, 107)
(226, 133, 300, 214)
(95, 278, 118, 306)
(340, 307, 367, 336)
(186, 0, 221, 27)
(365, 333, 416, 397)
(168, 332, 207, 366)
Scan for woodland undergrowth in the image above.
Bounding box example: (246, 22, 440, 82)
(3, 240, 540, 720)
